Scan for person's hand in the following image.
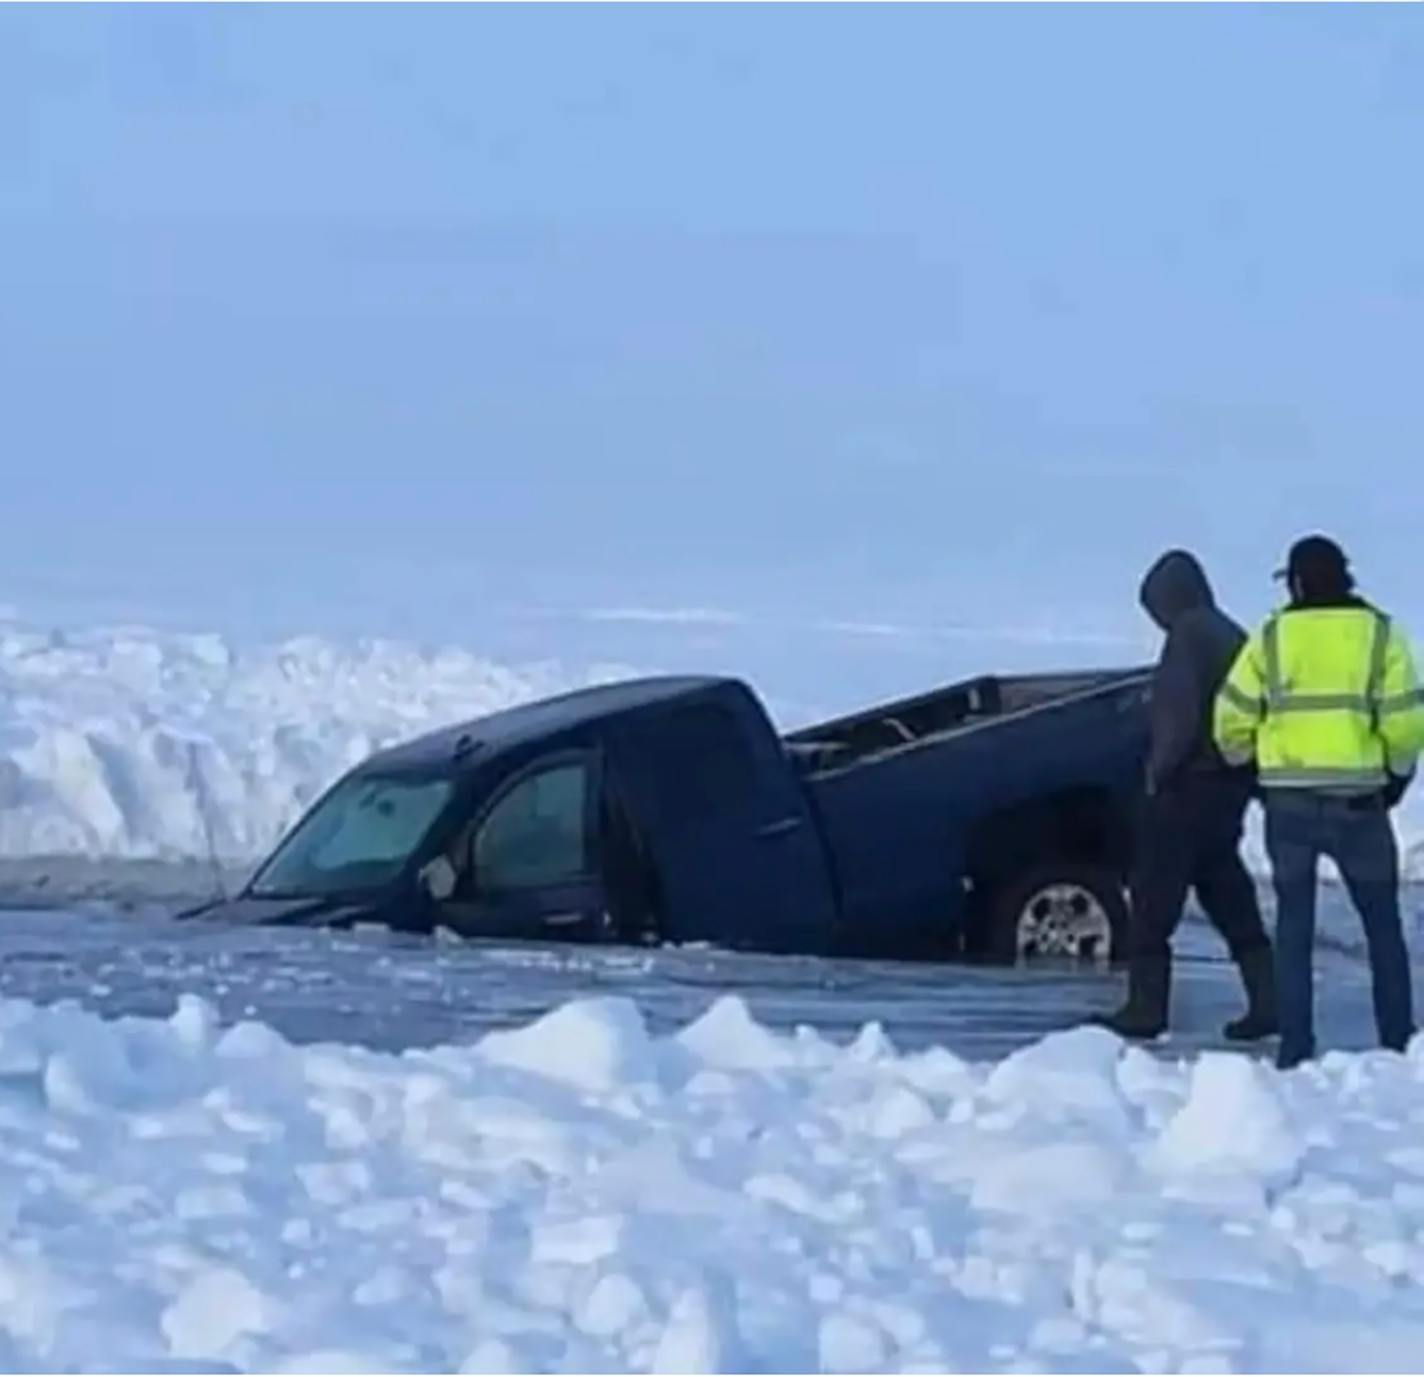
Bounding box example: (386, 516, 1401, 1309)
(1383, 772, 1414, 810)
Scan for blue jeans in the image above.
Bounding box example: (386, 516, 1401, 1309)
(1265, 791, 1414, 1066)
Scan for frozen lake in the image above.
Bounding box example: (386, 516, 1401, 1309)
(2, 895, 1417, 1062)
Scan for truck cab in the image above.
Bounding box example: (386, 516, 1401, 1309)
(228, 678, 839, 950)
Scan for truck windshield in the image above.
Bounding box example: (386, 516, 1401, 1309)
(249, 774, 454, 899)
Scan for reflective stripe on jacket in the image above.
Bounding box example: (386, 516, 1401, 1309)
(1213, 606, 1424, 791)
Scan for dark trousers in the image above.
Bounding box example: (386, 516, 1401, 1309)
(1264, 791, 1414, 1065)
(1131, 771, 1269, 964)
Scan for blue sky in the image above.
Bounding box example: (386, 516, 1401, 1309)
(3, 5, 1422, 707)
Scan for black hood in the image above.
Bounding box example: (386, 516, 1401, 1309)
(1140, 550, 1216, 631)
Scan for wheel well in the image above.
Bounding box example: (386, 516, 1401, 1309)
(966, 787, 1131, 897)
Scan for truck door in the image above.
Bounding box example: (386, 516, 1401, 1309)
(611, 691, 839, 952)
(426, 751, 610, 941)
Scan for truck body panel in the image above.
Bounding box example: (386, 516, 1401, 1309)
(789, 671, 1150, 952)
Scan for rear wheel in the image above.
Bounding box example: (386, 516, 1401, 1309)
(981, 862, 1127, 967)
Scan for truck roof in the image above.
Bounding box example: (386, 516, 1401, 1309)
(364, 675, 735, 771)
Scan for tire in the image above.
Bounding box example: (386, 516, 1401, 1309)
(980, 862, 1127, 967)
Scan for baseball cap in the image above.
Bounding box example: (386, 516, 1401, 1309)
(1274, 534, 1351, 585)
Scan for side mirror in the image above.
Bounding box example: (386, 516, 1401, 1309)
(417, 855, 457, 902)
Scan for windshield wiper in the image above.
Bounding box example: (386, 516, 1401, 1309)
(247, 883, 386, 904)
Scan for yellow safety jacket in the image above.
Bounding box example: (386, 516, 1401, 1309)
(1214, 605, 1424, 792)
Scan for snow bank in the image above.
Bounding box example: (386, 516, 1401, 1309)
(2, 613, 1422, 880)
(6, 993, 1424, 1371)
(0, 618, 619, 864)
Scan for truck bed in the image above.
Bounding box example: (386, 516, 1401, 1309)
(784, 669, 1147, 774)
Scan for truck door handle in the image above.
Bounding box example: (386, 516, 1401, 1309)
(542, 910, 588, 927)
(756, 816, 803, 840)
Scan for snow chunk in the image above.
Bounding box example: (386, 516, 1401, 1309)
(819, 1313, 889, 1372)
(169, 995, 219, 1051)
(476, 997, 654, 1091)
(983, 1026, 1132, 1129)
(161, 1268, 272, 1358)
(272, 1349, 398, 1374)
(677, 996, 796, 1071)
(216, 1019, 289, 1060)
(970, 1139, 1128, 1214)
(459, 1339, 526, 1374)
(846, 1020, 898, 1063)
(576, 1272, 649, 1337)
(864, 1083, 936, 1139)
(651, 1282, 743, 1374)
(899, 1044, 978, 1100)
(1154, 1053, 1301, 1181)
(531, 1213, 625, 1267)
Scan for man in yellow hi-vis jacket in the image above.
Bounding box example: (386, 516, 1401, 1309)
(1215, 535, 1424, 1068)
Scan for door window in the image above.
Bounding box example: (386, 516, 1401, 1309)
(474, 761, 589, 891)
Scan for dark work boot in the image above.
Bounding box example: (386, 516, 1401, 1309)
(1224, 944, 1279, 1042)
(1088, 956, 1170, 1039)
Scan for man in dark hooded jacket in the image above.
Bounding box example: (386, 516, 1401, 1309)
(1091, 550, 1277, 1040)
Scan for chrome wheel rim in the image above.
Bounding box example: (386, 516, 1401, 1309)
(1015, 883, 1114, 964)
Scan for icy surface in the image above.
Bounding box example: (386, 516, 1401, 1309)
(5, 901, 1419, 1063)
(5, 991, 1424, 1371)
(0, 617, 618, 863)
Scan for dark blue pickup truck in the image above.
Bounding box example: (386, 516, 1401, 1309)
(193, 669, 1152, 964)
